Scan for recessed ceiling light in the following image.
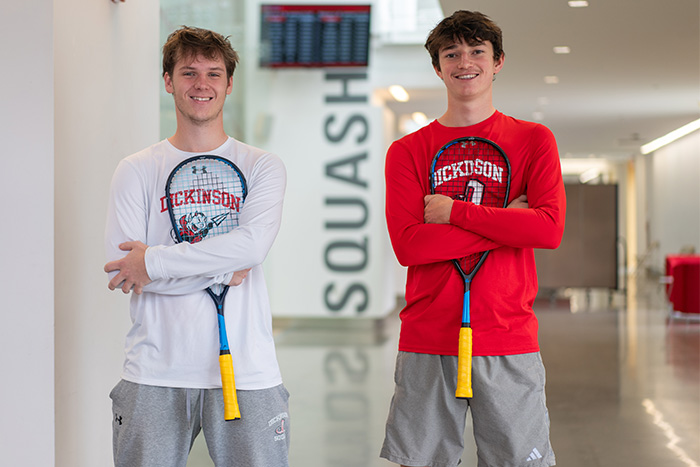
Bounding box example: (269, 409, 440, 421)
(389, 85, 409, 102)
(399, 113, 430, 134)
(568, 1, 589, 7)
(411, 112, 428, 124)
(553, 46, 571, 54)
(544, 76, 560, 84)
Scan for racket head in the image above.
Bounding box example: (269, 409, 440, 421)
(165, 155, 247, 295)
(430, 137, 511, 279)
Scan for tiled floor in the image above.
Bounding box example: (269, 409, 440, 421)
(187, 278, 699, 466)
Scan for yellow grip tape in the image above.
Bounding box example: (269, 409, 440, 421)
(455, 327, 473, 399)
(219, 353, 241, 420)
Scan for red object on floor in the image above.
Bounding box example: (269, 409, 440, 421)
(666, 255, 700, 315)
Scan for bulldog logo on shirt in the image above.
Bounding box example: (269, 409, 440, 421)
(173, 211, 229, 243)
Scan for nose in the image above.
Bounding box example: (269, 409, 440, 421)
(193, 74, 209, 89)
(458, 54, 472, 68)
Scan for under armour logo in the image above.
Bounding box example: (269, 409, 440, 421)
(114, 414, 123, 425)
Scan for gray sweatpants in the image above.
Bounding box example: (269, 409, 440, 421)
(110, 380, 290, 467)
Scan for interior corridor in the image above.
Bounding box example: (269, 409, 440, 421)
(187, 277, 700, 467)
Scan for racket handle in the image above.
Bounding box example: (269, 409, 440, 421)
(455, 326, 473, 399)
(219, 353, 241, 420)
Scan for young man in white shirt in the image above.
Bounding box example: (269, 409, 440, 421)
(104, 26, 289, 467)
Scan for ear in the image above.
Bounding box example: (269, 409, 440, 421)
(434, 65, 444, 81)
(494, 52, 505, 74)
(164, 72, 174, 94)
(226, 75, 233, 95)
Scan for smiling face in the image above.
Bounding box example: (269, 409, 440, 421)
(163, 53, 233, 128)
(435, 39, 504, 103)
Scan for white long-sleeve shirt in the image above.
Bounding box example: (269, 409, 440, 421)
(105, 137, 286, 389)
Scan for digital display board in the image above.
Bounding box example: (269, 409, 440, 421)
(260, 4, 371, 68)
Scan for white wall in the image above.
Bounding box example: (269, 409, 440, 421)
(53, 1, 159, 465)
(0, 2, 55, 464)
(649, 130, 700, 271)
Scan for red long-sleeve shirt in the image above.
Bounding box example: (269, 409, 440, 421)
(385, 111, 566, 356)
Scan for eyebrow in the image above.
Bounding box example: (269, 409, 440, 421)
(441, 39, 486, 52)
(178, 65, 226, 73)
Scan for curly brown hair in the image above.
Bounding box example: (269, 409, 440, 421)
(162, 26, 239, 79)
(424, 11, 503, 71)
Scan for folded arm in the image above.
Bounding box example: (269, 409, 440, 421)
(385, 140, 501, 267)
(145, 154, 285, 281)
(448, 129, 566, 249)
(104, 160, 230, 295)
(103, 155, 285, 295)
(104, 241, 240, 294)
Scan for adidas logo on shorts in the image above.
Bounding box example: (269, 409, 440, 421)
(526, 447, 543, 462)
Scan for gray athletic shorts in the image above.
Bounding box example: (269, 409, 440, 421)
(110, 380, 290, 467)
(380, 351, 555, 467)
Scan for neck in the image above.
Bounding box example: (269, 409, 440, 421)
(168, 119, 229, 153)
(438, 100, 496, 128)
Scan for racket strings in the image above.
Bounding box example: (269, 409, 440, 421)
(459, 254, 485, 276)
(167, 159, 245, 244)
(431, 139, 511, 276)
(437, 142, 509, 206)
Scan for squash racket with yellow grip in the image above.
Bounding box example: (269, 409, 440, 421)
(430, 137, 511, 398)
(165, 155, 247, 420)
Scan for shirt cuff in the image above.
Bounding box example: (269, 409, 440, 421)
(144, 245, 166, 281)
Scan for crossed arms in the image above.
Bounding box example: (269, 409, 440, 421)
(104, 241, 251, 294)
(104, 153, 286, 295)
(385, 137, 565, 267)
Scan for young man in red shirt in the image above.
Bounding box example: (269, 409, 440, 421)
(380, 11, 565, 467)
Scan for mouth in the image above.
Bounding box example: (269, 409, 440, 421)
(191, 96, 213, 102)
(455, 73, 479, 80)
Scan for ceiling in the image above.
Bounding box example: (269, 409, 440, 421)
(384, 0, 700, 161)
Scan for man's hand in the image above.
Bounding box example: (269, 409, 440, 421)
(229, 268, 252, 287)
(424, 194, 454, 224)
(507, 194, 528, 209)
(104, 241, 152, 294)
